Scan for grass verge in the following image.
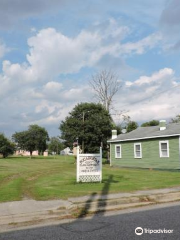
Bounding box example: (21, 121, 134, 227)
(0, 155, 180, 202)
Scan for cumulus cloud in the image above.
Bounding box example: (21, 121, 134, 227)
(124, 89, 180, 123)
(27, 28, 102, 76)
(43, 81, 63, 93)
(0, 21, 167, 136)
(131, 68, 174, 86)
(114, 68, 180, 123)
(26, 25, 162, 77)
(0, 21, 162, 97)
(1, 0, 179, 138)
(119, 32, 162, 55)
(22, 100, 78, 135)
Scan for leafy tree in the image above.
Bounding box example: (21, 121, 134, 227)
(12, 125, 49, 157)
(170, 114, 180, 123)
(0, 133, 15, 158)
(48, 137, 64, 154)
(59, 102, 114, 154)
(126, 121, 138, 133)
(28, 125, 49, 154)
(141, 120, 159, 127)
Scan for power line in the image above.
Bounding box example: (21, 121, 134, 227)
(117, 83, 180, 109)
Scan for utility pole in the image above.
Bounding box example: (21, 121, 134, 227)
(82, 110, 91, 153)
(57, 142, 58, 156)
(82, 111, 85, 153)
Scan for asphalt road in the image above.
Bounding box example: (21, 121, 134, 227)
(1, 204, 180, 240)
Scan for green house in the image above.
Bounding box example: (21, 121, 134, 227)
(107, 121, 180, 170)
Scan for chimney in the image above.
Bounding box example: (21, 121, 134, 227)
(112, 130, 117, 139)
(159, 120, 166, 131)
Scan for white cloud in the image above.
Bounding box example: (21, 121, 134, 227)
(132, 68, 174, 86)
(27, 28, 101, 77)
(25, 25, 162, 79)
(0, 21, 166, 136)
(35, 100, 62, 115)
(0, 22, 162, 101)
(43, 81, 63, 92)
(30, 100, 75, 127)
(114, 68, 180, 123)
(0, 74, 11, 98)
(118, 32, 162, 55)
(61, 86, 92, 101)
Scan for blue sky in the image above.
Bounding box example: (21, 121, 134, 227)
(0, 0, 180, 137)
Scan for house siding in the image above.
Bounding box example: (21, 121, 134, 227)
(110, 136, 180, 169)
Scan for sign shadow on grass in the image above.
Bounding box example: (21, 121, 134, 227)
(77, 174, 116, 219)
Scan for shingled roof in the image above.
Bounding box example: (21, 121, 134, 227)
(108, 123, 180, 142)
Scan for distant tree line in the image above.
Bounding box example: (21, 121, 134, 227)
(1, 103, 180, 159)
(0, 125, 64, 158)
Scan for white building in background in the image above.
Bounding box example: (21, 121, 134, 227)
(60, 147, 73, 155)
(15, 150, 39, 156)
(43, 150, 48, 156)
(15, 150, 48, 156)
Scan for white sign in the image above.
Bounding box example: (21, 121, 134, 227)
(76, 147, 102, 182)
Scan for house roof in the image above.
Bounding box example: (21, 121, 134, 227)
(108, 123, 180, 142)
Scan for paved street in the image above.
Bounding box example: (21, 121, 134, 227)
(1, 203, 180, 240)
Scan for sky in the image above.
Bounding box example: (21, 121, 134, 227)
(0, 0, 180, 137)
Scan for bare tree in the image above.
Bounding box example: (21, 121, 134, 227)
(89, 70, 121, 112)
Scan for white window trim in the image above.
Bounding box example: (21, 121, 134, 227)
(159, 140, 169, 158)
(110, 144, 112, 166)
(179, 137, 180, 166)
(115, 144, 122, 158)
(134, 143, 142, 158)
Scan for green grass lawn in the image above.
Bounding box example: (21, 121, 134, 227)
(0, 155, 180, 202)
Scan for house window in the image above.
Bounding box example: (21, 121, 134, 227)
(115, 145, 121, 158)
(134, 143, 142, 158)
(159, 141, 169, 157)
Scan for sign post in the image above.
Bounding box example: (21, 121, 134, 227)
(76, 146, 102, 182)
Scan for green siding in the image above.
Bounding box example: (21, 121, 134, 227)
(110, 137, 180, 169)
